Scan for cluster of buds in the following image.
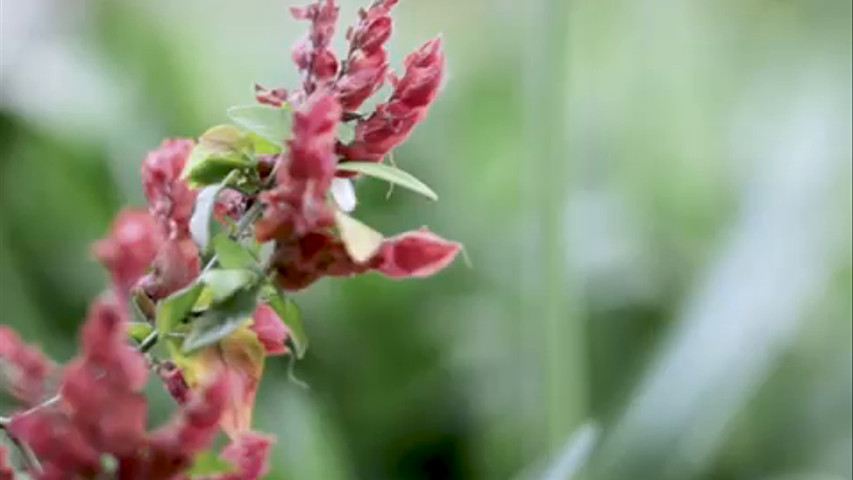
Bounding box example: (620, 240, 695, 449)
(1, 0, 457, 478)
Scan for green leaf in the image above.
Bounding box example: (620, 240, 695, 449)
(182, 125, 255, 187)
(334, 210, 383, 264)
(200, 269, 258, 303)
(247, 133, 281, 155)
(336, 162, 438, 201)
(156, 282, 205, 335)
(182, 285, 260, 353)
(227, 105, 293, 146)
(189, 185, 222, 254)
(188, 156, 253, 187)
(187, 451, 235, 478)
(267, 287, 308, 358)
(128, 322, 154, 343)
(198, 125, 246, 153)
(213, 234, 259, 269)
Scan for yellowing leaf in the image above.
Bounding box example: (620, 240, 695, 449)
(334, 210, 383, 264)
(169, 326, 267, 439)
(199, 125, 246, 153)
(218, 327, 266, 438)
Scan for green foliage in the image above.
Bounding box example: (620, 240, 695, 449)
(213, 234, 260, 270)
(182, 283, 261, 353)
(227, 105, 293, 146)
(200, 269, 258, 303)
(187, 451, 235, 477)
(336, 162, 438, 201)
(155, 282, 205, 335)
(127, 322, 154, 343)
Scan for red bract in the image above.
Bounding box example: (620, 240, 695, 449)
(268, 229, 459, 292)
(340, 37, 444, 163)
(0, 326, 53, 407)
(256, 92, 341, 241)
(214, 189, 248, 225)
(251, 305, 291, 356)
(336, 0, 399, 112)
(291, 0, 340, 94)
(93, 210, 163, 299)
(140, 238, 201, 301)
(377, 229, 461, 279)
(268, 232, 373, 291)
(7, 319, 229, 480)
(142, 138, 198, 238)
(218, 432, 274, 480)
(0, 447, 13, 480)
(140, 375, 230, 479)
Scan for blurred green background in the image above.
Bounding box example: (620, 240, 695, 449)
(1, 0, 850, 479)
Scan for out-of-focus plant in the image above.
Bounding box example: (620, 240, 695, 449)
(0, 1, 459, 478)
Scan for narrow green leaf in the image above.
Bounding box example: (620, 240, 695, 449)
(182, 285, 260, 353)
(213, 234, 259, 269)
(267, 288, 308, 358)
(334, 210, 383, 264)
(200, 269, 258, 303)
(128, 322, 154, 343)
(189, 185, 222, 254)
(227, 105, 293, 146)
(187, 451, 235, 478)
(336, 162, 438, 201)
(156, 282, 205, 335)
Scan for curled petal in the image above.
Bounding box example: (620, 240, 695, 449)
(377, 229, 461, 279)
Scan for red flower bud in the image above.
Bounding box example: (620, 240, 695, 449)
(377, 229, 461, 279)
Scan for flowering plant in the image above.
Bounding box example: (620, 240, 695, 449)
(0, 1, 458, 478)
